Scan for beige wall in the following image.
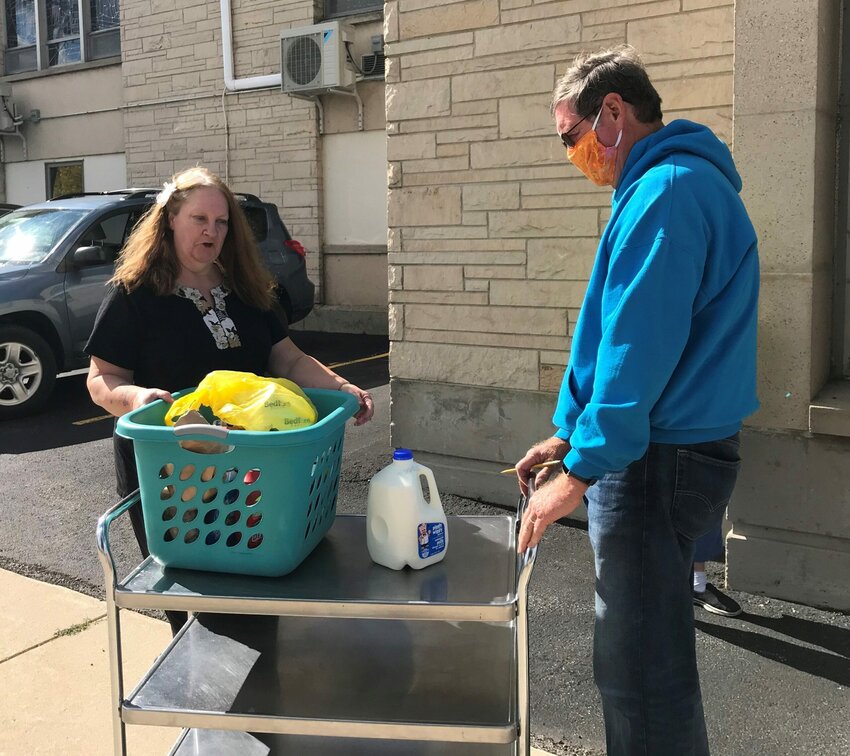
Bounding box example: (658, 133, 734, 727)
(387, 0, 733, 395)
(122, 0, 322, 287)
(726, 0, 850, 610)
(0, 64, 124, 188)
(387, 0, 734, 496)
(388, 0, 850, 609)
(121, 0, 386, 323)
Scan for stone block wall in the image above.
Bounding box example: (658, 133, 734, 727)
(386, 0, 735, 500)
(726, 0, 850, 610)
(121, 0, 325, 294)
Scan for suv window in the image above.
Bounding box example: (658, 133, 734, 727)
(241, 205, 268, 243)
(0, 208, 89, 264)
(74, 206, 152, 265)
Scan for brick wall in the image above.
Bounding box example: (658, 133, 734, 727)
(387, 0, 734, 396)
(121, 0, 325, 294)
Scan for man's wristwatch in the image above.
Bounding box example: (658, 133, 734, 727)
(562, 463, 598, 487)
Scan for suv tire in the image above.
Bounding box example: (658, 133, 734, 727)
(0, 325, 58, 419)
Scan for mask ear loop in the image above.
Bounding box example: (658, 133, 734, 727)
(593, 106, 623, 148)
(591, 107, 604, 130)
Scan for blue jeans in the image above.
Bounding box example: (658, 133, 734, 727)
(585, 434, 741, 756)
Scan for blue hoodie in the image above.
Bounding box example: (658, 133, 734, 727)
(555, 120, 759, 481)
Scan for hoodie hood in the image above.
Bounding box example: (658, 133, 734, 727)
(615, 119, 742, 201)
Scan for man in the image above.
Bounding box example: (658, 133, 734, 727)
(515, 47, 759, 755)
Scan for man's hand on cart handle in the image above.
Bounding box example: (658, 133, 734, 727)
(518, 470, 588, 553)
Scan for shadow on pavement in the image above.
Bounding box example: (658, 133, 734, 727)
(1, 373, 114, 455)
(1, 332, 390, 456)
(695, 613, 850, 687)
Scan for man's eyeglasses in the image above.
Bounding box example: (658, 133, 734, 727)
(559, 113, 590, 149)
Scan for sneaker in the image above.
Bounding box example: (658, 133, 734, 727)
(693, 582, 742, 617)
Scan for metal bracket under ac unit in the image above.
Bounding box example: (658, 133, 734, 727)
(288, 86, 363, 134)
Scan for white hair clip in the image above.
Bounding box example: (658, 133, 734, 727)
(156, 181, 176, 206)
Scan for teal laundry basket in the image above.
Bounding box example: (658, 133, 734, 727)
(116, 388, 359, 577)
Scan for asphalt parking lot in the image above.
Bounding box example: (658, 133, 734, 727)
(2, 331, 850, 755)
(0, 330, 389, 456)
(0, 331, 388, 589)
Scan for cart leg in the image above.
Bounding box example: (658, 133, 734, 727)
(517, 601, 531, 756)
(106, 597, 127, 755)
(515, 486, 538, 756)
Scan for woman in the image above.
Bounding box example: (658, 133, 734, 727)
(86, 167, 374, 630)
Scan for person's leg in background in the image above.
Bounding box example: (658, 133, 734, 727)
(693, 526, 742, 617)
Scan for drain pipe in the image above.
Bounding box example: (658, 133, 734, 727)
(220, 0, 280, 91)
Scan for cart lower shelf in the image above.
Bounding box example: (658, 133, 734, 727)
(127, 613, 518, 744)
(170, 728, 517, 755)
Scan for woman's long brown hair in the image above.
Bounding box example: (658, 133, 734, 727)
(111, 166, 276, 310)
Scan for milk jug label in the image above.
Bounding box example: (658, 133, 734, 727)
(417, 522, 446, 559)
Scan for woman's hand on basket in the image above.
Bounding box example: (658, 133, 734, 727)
(131, 387, 174, 410)
(340, 382, 374, 425)
(514, 435, 570, 496)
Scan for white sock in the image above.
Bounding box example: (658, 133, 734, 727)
(693, 570, 707, 593)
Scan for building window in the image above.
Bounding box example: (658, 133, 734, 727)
(46, 161, 83, 198)
(324, 0, 383, 18)
(4, 0, 120, 75)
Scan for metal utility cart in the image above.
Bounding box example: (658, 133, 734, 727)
(97, 492, 538, 755)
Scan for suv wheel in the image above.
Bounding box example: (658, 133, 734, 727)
(0, 325, 58, 419)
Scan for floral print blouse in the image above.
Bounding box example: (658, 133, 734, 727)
(175, 283, 242, 350)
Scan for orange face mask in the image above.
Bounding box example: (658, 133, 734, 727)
(566, 108, 623, 187)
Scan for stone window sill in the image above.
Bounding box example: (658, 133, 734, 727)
(809, 379, 850, 437)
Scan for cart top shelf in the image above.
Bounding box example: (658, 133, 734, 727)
(114, 515, 520, 621)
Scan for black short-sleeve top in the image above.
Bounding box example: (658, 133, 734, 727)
(86, 283, 287, 393)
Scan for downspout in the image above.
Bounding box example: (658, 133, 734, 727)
(220, 0, 281, 91)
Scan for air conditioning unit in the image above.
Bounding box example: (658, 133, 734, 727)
(280, 21, 355, 95)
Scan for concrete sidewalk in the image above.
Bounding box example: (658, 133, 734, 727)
(0, 568, 555, 755)
(0, 569, 178, 755)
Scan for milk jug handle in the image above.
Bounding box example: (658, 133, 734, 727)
(418, 467, 440, 508)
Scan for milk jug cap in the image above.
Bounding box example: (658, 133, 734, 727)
(393, 448, 413, 461)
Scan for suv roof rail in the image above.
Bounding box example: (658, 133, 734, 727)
(234, 192, 262, 204)
(105, 188, 159, 198)
(48, 188, 262, 203)
(48, 188, 159, 202)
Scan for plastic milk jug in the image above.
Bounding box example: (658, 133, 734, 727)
(366, 449, 449, 570)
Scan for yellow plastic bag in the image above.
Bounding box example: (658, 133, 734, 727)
(164, 370, 318, 432)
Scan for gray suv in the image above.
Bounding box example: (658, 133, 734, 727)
(0, 189, 314, 419)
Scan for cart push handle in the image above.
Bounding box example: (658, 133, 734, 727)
(516, 476, 539, 576)
(96, 491, 140, 593)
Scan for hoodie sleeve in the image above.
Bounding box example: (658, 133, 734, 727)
(562, 188, 707, 480)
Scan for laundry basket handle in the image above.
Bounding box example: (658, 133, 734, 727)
(172, 423, 230, 439)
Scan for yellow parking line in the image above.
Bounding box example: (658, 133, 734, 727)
(73, 413, 113, 426)
(327, 351, 389, 369)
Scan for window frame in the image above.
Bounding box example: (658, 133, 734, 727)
(45, 160, 84, 199)
(4, 0, 120, 75)
(323, 0, 383, 19)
